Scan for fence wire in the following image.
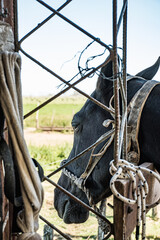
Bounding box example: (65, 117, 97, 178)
(16, 0, 128, 239)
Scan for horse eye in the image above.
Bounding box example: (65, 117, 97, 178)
(73, 125, 80, 133)
(72, 116, 82, 133)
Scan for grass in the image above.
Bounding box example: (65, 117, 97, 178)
(23, 96, 86, 128)
(29, 143, 72, 174)
(24, 96, 160, 239)
(28, 143, 101, 239)
(28, 144, 160, 240)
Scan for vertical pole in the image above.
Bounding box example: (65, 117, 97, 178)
(122, 0, 128, 160)
(0, 0, 18, 51)
(0, 1, 18, 239)
(36, 103, 39, 130)
(113, 0, 120, 165)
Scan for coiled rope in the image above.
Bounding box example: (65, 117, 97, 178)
(110, 159, 160, 239)
(62, 81, 160, 239)
(0, 51, 44, 240)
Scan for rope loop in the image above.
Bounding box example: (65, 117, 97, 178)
(110, 159, 160, 239)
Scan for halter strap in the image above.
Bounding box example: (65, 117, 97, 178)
(127, 80, 160, 164)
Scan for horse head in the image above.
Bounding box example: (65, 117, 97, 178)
(54, 57, 160, 224)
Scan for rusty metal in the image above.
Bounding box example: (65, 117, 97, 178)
(18, 0, 73, 46)
(43, 176, 114, 232)
(47, 129, 114, 178)
(13, 0, 18, 52)
(21, 51, 113, 119)
(6, 0, 129, 239)
(36, 0, 111, 52)
(113, 0, 120, 165)
(117, 0, 127, 34)
(122, 0, 128, 159)
(40, 215, 72, 240)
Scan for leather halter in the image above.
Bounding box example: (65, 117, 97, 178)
(127, 80, 160, 164)
(61, 79, 160, 203)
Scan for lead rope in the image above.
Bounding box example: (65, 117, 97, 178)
(110, 159, 160, 240)
(0, 52, 44, 240)
(62, 80, 160, 239)
(109, 80, 160, 240)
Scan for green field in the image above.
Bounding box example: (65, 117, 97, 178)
(24, 96, 160, 239)
(28, 144, 160, 240)
(23, 96, 86, 128)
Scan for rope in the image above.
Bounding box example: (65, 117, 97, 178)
(109, 79, 160, 239)
(0, 51, 43, 240)
(110, 160, 160, 239)
(61, 78, 160, 239)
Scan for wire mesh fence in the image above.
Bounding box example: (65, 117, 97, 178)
(16, 0, 128, 239)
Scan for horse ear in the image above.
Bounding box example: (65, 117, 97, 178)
(96, 60, 113, 94)
(136, 57, 160, 80)
(100, 60, 113, 79)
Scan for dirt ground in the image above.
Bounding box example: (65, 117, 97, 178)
(24, 128, 73, 146)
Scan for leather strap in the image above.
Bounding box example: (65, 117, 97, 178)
(127, 80, 160, 164)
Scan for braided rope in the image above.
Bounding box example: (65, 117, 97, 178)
(109, 159, 160, 239)
(61, 80, 160, 239)
(0, 51, 43, 239)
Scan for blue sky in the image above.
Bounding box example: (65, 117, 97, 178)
(18, 0, 160, 96)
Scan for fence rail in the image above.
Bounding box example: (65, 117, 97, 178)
(17, 0, 128, 239)
(2, 0, 155, 239)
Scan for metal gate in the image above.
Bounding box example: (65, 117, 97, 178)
(1, 0, 129, 238)
(1, 0, 159, 239)
(17, 0, 128, 239)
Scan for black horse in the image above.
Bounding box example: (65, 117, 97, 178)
(54, 57, 160, 224)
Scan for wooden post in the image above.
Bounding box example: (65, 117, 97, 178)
(114, 162, 160, 239)
(36, 103, 39, 130)
(50, 111, 54, 131)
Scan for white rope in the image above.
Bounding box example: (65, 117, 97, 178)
(109, 159, 160, 239)
(0, 52, 44, 240)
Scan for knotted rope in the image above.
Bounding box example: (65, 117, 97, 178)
(110, 159, 160, 239)
(0, 51, 44, 239)
(109, 80, 160, 239)
(61, 78, 160, 239)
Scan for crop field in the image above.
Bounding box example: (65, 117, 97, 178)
(23, 96, 160, 240)
(23, 96, 86, 129)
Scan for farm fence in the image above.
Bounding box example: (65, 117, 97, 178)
(1, 0, 151, 239)
(17, 0, 129, 239)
